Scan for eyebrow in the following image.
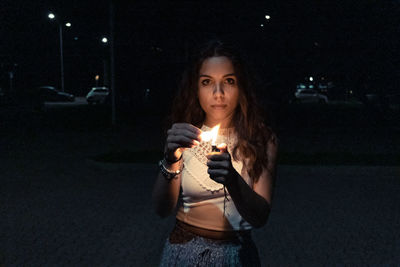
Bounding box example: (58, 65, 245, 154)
(199, 73, 236, 78)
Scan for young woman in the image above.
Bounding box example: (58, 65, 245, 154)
(152, 40, 278, 266)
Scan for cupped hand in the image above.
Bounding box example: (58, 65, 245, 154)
(206, 143, 237, 185)
(165, 123, 201, 162)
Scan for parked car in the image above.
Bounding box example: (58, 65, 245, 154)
(38, 86, 75, 102)
(293, 89, 328, 103)
(86, 87, 109, 104)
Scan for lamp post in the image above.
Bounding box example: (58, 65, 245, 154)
(48, 12, 70, 92)
(100, 37, 109, 87)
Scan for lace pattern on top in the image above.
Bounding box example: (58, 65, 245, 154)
(182, 125, 243, 193)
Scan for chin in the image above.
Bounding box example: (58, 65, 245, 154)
(210, 115, 234, 125)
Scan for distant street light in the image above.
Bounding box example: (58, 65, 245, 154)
(47, 12, 70, 92)
(100, 37, 109, 90)
(260, 24, 264, 27)
(309, 77, 314, 82)
(265, 15, 271, 20)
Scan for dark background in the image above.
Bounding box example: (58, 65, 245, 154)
(1, 1, 399, 265)
(1, 0, 399, 114)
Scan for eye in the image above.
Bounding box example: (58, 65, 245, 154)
(225, 78, 236, 85)
(201, 79, 211, 86)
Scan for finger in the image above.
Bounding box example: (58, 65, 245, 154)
(172, 123, 202, 136)
(206, 153, 231, 161)
(167, 142, 192, 152)
(216, 143, 228, 153)
(168, 129, 200, 142)
(167, 135, 197, 146)
(178, 129, 201, 141)
(207, 160, 230, 169)
(208, 169, 229, 177)
(169, 128, 201, 142)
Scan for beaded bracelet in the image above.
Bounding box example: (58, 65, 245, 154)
(158, 159, 183, 180)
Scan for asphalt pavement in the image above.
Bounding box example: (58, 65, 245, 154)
(1, 103, 399, 266)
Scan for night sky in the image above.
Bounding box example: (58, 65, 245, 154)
(1, 0, 399, 102)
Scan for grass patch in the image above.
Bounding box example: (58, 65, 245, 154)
(91, 149, 399, 166)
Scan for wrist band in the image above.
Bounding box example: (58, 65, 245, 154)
(158, 159, 183, 180)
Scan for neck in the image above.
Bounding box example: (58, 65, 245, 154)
(203, 117, 234, 129)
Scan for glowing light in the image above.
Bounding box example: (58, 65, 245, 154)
(260, 24, 264, 27)
(309, 77, 314, 81)
(65, 22, 71, 27)
(48, 13, 55, 19)
(265, 15, 271, 20)
(95, 75, 99, 81)
(200, 124, 220, 145)
(101, 37, 108, 43)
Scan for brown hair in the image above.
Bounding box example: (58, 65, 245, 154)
(170, 40, 276, 183)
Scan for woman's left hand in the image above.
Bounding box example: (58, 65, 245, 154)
(206, 143, 237, 185)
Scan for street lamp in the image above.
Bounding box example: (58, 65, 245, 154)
(100, 36, 109, 89)
(47, 12, 70, 92)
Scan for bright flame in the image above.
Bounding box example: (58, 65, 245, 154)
(200, 124, 220, 145)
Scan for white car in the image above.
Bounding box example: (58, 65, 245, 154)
(86, 87, 109, 104)
(294, 89, 328, 103)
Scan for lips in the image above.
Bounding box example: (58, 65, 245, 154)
(211, 104, 227, 109)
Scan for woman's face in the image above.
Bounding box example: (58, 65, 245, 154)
(197, 56, 239, 128)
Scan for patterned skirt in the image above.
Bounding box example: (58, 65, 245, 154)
(159, 222, 261, 267)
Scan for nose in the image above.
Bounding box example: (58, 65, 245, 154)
(213, 82, 224, 97)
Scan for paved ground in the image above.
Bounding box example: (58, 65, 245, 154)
(0, 104, 399, 266)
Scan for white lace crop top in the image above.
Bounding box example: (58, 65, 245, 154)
(176, 125, 253, 231)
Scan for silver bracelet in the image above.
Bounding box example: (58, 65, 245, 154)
(158, 159, 183, 180)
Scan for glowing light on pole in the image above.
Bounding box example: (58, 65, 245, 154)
(47, 12, 69, 92)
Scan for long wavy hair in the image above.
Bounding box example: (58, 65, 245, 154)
(169, 40, 276, 183)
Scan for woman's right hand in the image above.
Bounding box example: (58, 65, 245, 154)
(165, 123, 202, 163)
